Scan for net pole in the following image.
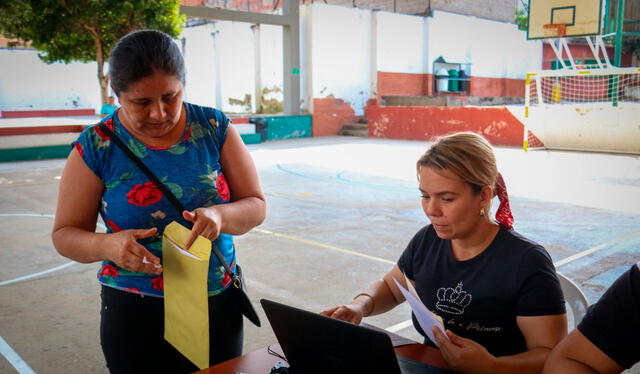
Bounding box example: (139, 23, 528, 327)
(523, 73, 534, 151)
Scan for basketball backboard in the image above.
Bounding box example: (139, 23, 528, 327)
(527, 0, 603, 39)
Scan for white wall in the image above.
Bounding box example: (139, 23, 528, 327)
(0, 48, 101, 112)
(259, 24, 284, 108)
(181, 23, 217, 108)
(181, 21, 284, 114)
(214, 21, 256, 113)
(523, 104, 640, 153)
(376, 12, 427, 74)
(308, 4, 372, 115)
(426, 10, 542, 78)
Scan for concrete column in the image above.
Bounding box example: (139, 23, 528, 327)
(283, 0, 300, 115)
(370, 11, 378, 101)
(252, 24, 262, 113)
(211, 25, 223, 110)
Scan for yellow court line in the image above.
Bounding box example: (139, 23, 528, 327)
(256, 227, 640, 268)
(254, 228, 396, 265)
(255, 227, 640, 335)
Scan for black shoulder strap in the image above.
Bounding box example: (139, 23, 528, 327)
(99, 124, 185, 214)
(99, 123, 236, 277)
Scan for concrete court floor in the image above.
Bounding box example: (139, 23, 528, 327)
(1, 136, 639, 373)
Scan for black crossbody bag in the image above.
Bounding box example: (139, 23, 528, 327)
(100, 124, 261, 327)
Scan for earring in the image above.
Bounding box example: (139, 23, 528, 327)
(480, 207, 485, 216)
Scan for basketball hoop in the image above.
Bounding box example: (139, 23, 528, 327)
(543, 23, 567, 38)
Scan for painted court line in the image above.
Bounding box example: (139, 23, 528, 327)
(0, 213, 55, 218)
(257, 227, 640, 270)
(553, 229, 640, 268)
(254, 228, 395, 265)
(0, 213, 107, 287)
(0, 336, 36, 374)
(0, 261, 76, 287)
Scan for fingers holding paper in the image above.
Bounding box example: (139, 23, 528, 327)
(107, 228, 162, 274)
(433, 327, 494, 373)
(183, 208, 222, 250)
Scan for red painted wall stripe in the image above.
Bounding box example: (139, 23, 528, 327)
(469, 77, 525, 97)
(1, 109, 96, 118)
(367, 105, 523, 146)
(377, 71, 525, 99)
(377, 71, 432, 103)
(0, 125, 86, 136)
(312, 98, 356, 136)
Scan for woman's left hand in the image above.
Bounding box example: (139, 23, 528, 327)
(432, 327, 496, 373)
(182, 207, 222, 249)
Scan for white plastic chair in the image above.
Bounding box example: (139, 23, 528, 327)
(557, 272, 589, 329)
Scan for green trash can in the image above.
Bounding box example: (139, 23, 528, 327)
(448, 69, 459, 92)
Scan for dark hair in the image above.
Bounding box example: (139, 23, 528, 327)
(109, 29, 185, 95)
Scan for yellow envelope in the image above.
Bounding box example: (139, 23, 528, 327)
(163, 221, 212, 370)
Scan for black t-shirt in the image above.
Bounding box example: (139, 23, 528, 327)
(398, 225, 566, 357)
(578, 263, 640, 369)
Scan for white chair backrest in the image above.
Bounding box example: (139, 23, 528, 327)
(557, 272, 589, 329)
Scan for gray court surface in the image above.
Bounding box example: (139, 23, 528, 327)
(1, 136, 639, 373)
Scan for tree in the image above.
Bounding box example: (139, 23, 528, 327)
(0, 0, 184, 105)
(514, 0, 528, 31)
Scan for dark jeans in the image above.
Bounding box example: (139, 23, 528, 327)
(100, 285, 243, 374)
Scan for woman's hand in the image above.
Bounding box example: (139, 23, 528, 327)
(320, 303, 365, 325)
(104, 228, 162, 274)
(432, 327, 496, 373)
(182, 208, 223, 249)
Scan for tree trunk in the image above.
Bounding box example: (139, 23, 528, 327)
(85, 23, 109, 107)
(97, 60, 109, 106)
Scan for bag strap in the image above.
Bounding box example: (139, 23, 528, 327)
(99, 124, 239, 284)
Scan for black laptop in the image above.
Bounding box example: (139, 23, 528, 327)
(260, 298, 456, 374)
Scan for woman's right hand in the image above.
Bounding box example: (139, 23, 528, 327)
(320, 303, 365, 325)
(104, 228, 162, 274)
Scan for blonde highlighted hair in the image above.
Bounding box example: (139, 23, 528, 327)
(416, 132, 498, 194)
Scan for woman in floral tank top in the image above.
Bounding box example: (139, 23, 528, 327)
(52, 30, 266, 373)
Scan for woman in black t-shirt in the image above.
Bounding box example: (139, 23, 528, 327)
(322, 132, 567, 374)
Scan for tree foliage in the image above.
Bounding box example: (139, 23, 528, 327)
(514, 0, 529, 32)
(0, 0, 185, 105)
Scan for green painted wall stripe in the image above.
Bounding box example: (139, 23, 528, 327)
(0, 145, 70, 162)
(0, 136, 261, 162)
(240, 133, 262, 144)
(251, 115, 312, 140)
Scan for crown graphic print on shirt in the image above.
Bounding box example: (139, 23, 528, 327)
(436, 282, 472, 315)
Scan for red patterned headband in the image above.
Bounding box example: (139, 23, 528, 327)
(494, 173, 514, 230)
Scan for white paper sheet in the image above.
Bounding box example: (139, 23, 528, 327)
(393, 277, 448, 347)
(404, 272, 419, 298)
(141, 256, 162, 267)
(165, 236, 204, 260)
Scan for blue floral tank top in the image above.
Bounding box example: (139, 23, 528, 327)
(72, 102, 236, 297)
